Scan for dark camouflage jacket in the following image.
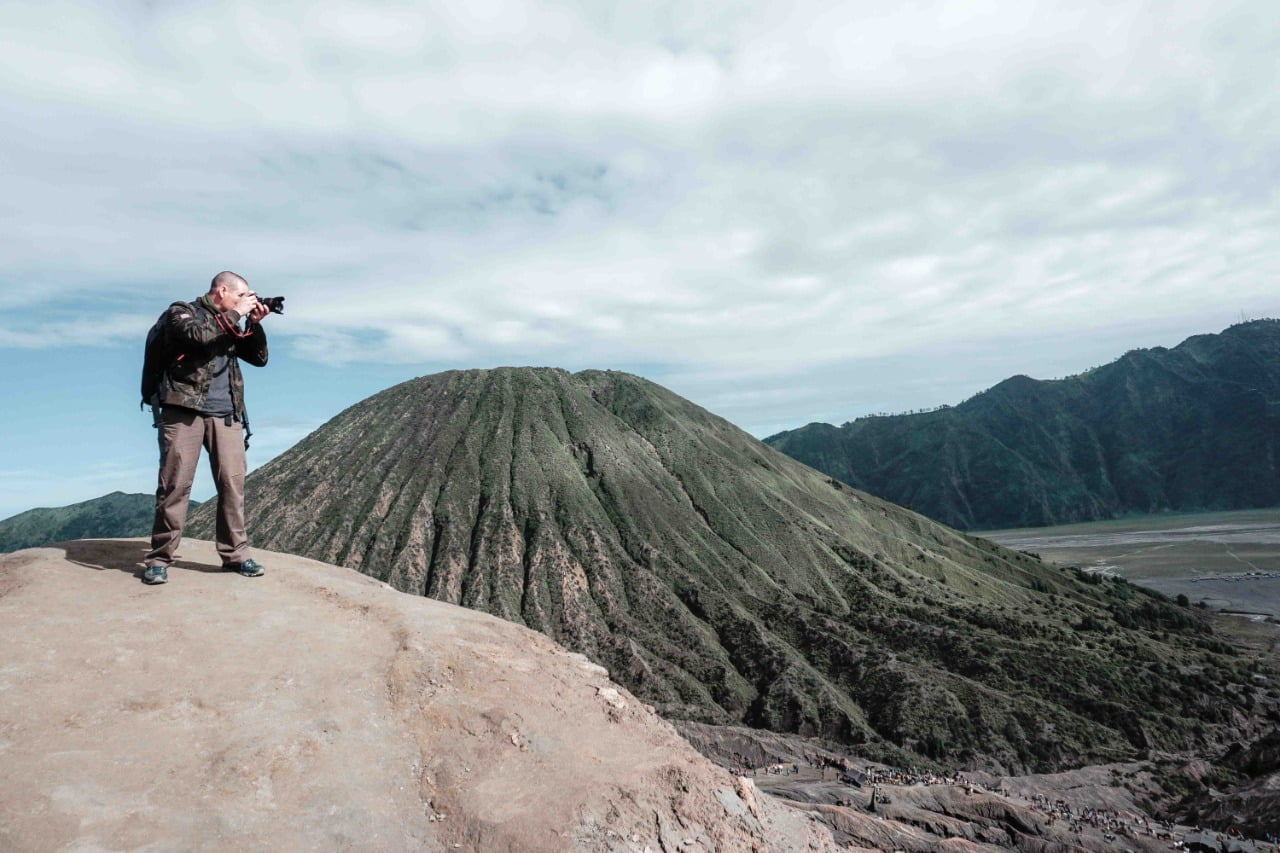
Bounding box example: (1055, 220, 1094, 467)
(159, 295, 268, 419)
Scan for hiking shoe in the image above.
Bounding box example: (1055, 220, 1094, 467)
(225, 558, 264, 578)
(142, 565, 168, 585)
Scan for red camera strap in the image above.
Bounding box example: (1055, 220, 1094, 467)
(214, 311, 256, 339)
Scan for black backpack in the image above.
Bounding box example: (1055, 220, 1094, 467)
(141, 309, 170, 417)
(141, 303, 193, 424)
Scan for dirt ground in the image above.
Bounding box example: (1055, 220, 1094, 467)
(0, 538, 837, 853)
(982, 509, 1280, 620)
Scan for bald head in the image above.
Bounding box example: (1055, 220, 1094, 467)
(208, 270, 255, 314)
(209, 271, 247, 293)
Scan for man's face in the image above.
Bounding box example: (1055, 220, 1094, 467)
(213, 280, 251, 311)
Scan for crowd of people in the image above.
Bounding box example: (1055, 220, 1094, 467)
(1025, 795, 1160, 839)
(759, 763, 802, 776)
(723, 750, 848, 777)
(860, 764, 994, 792)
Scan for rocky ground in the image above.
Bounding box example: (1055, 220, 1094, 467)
(4, 538, 1276, 852)
(0, 539, 837, 852)
(677, 722, 1280, 852)
(745, 760, 1276, 852)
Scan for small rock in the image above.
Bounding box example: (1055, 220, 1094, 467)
(734, 776, 761, 819)
(597, 686, 627, 709)
(567, 652, 610, 677)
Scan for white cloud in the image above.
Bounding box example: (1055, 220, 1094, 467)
(0, 313, 153, 349)
(1, 0, 1278, 426)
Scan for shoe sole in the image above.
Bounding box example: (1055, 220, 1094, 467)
(143, 576, 167, 585)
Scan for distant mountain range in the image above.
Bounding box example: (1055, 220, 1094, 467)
(190, 367, 1261, 773)
(0, 491, 193, 552)
(766, 320, 1280, 530)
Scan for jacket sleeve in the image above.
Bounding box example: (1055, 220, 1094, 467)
(164, 301, 244, 350)
(237, 321, 269, 367)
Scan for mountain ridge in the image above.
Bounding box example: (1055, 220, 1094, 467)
(0, 491, 198, 553)
(765, 320, 1280, 530)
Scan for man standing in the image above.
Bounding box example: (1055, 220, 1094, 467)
(143, 271, 270, 585)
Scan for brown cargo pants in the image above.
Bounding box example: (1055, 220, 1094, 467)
(146, 407, 250, 567)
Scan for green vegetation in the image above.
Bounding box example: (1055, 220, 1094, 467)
(193, 367, 1265, 773)
(0, 491, 186, 552)
(765, 319, 1280, 530)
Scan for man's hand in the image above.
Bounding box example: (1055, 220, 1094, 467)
(247, 300, 270, 323)
(232, 291, 259, 317)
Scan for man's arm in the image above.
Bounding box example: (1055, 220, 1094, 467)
(164, 301, 243, 350)
(238, 321, 269, 367)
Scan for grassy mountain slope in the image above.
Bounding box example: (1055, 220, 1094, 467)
(0, 491, 184, 553)
(192, 367, 1263, 772)
(765, 320, 1280, 530)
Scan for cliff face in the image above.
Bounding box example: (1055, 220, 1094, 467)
(192, 367, 1262, 772)
(766, 320, 1280, 530)
(0, 539, 836, 852)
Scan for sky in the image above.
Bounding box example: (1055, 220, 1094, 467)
(1, 0, 1278, 519)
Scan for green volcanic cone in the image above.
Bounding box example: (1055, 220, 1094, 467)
(192, 367, 1258, 772)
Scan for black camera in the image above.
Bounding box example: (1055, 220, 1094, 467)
(257, 296, 286, 314)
